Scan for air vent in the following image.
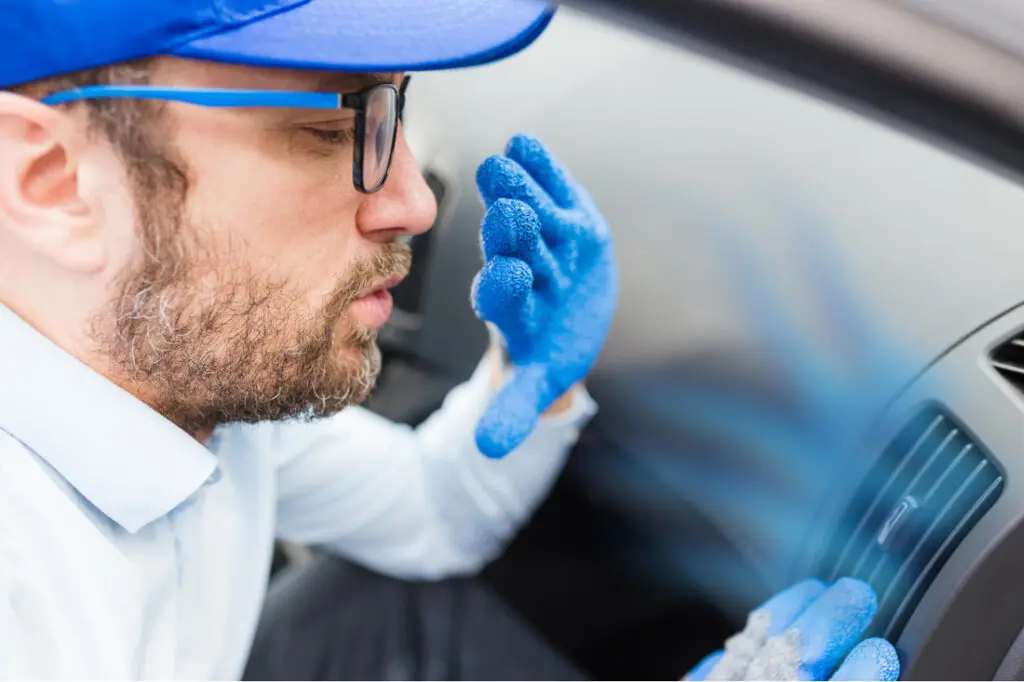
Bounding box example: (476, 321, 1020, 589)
(992, 334, 1024, 393)
(818, 407, 1004, 642)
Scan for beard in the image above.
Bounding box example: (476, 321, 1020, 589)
(91, 191, 411, 435)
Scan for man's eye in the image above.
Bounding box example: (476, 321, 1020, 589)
(307, 127, 357, 145)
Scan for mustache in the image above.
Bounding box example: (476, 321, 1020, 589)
(334, 240, 413, 309)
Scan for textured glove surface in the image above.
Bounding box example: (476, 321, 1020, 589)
(472, 134, 617, 458)
(687, 578, 900, 681)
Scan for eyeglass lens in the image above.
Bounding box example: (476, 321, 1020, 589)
(362, 86, 399, 191)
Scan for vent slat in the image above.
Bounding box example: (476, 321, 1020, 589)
(992, 360, 1024, 377)
(920, 444, 972, 501)
(994, 335, 1024, 395)
(877, 460, 989, 610)
(851, 425, 958, 580)
(826, 415, 946, 581)
(816, 407, 1003, 643)
(992, 331, 1024, 383)
(884, 476, 1003, 640)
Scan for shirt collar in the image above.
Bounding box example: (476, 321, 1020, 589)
(0, 304, 217, 533)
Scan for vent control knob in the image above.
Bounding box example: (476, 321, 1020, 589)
(877, 495, 919, 549)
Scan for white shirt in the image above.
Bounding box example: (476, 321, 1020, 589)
(0, 304, 596, 680)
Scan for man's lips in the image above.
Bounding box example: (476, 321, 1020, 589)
(350, 274, 407, 329)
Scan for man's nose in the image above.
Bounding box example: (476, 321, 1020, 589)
(356, 128, 437, 242)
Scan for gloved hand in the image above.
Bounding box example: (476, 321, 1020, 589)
(687, 578, 900, 681)
(471, 134, 617, 459)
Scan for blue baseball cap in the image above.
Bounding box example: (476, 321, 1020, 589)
(1, 0, 555, 88)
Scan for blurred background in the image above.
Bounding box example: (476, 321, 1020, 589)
(338, 1, 1024, 678)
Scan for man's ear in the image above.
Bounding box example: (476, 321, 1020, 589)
(0, 92, 107, 274)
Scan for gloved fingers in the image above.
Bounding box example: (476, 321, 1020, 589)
(499, 134, 613, 248)
(477, 153, 603, 264)
(787, 578, 879, 680)
(752, 579, 828, 638)
(477, 154, 560, 220)
(706, 580, 822, 681)
(471, 256, 539, 338)
(829, 638, 900, 681)
(482, 198, 541, 260)
(685, 651, 724, 681)
(474, 364, 553, 458)
(482, 199, 566, 291)
(504, 133, 578, 209)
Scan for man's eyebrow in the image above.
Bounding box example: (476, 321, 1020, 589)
(313, 72, 395, 93)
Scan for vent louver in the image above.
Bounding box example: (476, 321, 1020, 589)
(819, 408, 1004, 642)
(993, 335, 1024, 393)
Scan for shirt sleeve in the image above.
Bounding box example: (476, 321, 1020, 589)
(264, 350, 597, 580)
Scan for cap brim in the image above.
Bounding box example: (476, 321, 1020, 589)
(172, 0, 555, 73)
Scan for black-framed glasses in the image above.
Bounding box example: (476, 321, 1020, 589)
(342, 75, 409, 193)
(41, 75, 411, 194)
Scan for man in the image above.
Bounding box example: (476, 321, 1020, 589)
(0, 0, 898, 679)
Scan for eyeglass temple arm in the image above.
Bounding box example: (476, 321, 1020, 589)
(41, 85, 343, 109)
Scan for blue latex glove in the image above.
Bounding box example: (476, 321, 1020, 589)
(687, 578, 900, 681)
(471, 134, 618, 458)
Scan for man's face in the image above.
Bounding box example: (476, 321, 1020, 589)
(93, 58, 438, 434)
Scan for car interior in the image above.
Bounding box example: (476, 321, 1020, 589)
(276, 1, 1024, 679)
